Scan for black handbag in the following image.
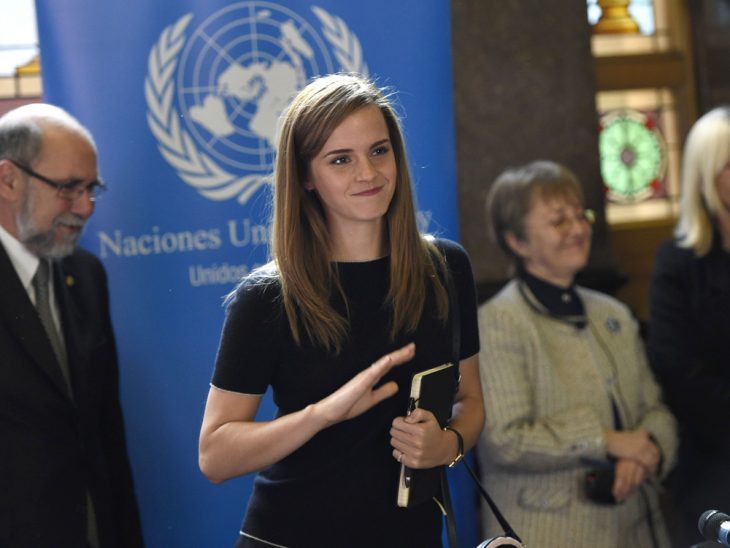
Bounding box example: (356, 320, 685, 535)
(584, 463, 618, 505)
(436, 243, 525, 548)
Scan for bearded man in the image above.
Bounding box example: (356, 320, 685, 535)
(0, 104, 143, 547)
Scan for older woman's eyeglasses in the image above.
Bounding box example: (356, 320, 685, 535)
(548, 209, 595, 233)
(9, 160, 107, 202)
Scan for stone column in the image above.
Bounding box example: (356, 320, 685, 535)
(451, 0, 617, 299)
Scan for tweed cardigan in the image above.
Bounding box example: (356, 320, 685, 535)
(477, 280, 677, 548)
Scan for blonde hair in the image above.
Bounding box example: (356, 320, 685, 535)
(675, 106, 730, 256)
(269, 73, 447, 353)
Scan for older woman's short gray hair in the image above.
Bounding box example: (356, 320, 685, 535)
(486, 160, 584, 262)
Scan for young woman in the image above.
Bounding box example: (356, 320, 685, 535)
(199, 74, 484, 547)
(477, 160, 677, 548)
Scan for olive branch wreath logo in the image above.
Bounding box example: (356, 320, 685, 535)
(144, 5, 368, 205)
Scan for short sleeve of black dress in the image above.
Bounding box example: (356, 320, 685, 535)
(438, 238, 479, 361)
(211, 277, 283, 394)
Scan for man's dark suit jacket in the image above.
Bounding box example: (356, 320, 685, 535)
(0, 242, 143, 547)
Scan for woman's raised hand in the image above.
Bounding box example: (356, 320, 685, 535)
(311, 343, 415, 427)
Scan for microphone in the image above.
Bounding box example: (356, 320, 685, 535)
(699, 509, 730, 546)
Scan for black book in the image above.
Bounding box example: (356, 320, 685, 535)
(397, 362, 455, 507)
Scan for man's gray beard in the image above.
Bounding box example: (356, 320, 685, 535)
(16, 189, 85, 259)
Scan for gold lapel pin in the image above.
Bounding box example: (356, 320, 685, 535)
(65, 275, 75, 287)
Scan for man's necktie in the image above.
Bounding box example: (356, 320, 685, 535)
(33, 261, 99, 546)
(32, 259, 73, 396)
(32, 261, 98, 546)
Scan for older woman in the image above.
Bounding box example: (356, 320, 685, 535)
(648, 106, 730, 546)
(477, 160, 677, 548)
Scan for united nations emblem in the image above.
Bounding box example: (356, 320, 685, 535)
(145, 3, 368, 204)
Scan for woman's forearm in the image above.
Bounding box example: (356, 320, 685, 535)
(199, 403, 328, 483)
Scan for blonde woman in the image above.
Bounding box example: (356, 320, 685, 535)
(648, 106, 730, 546)
(198, 74, 484, 547)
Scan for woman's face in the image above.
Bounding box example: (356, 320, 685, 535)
(507, 194, 592, 287)
(305, 105, 397, 235)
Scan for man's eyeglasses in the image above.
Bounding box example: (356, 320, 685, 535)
(9, 160, 107, 202)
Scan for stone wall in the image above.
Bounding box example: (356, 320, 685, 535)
(450, 0, 617, 298)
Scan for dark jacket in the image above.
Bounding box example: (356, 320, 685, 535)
(648, 238, 730, 452)
(0, 243, 143, 548)
(648, 237, 730, 543)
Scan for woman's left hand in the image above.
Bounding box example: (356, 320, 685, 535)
(612, 457, 650, 503)
(390, 408, 457, 469)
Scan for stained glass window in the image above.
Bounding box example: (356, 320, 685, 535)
(587, 0, 687, 223)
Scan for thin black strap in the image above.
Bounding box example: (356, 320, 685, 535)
(436, 240, 522, 546)
(434, 242, 460, 548)
(440, 468, 459, 548)
(462, 459, 522, 543)
(445, 260, 461, 389)
(431, 241, 460, 392)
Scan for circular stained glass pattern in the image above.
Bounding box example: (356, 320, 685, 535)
(598, 109, 666, 203)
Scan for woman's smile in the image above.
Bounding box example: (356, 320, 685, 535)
(352, 185, 384, 197)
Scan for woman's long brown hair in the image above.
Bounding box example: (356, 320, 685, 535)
(269, 73, 448, 353)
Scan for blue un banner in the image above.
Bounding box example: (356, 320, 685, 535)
(36, 1, 473, 545)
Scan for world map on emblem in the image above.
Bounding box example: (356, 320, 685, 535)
(176, 2, 338, 172)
